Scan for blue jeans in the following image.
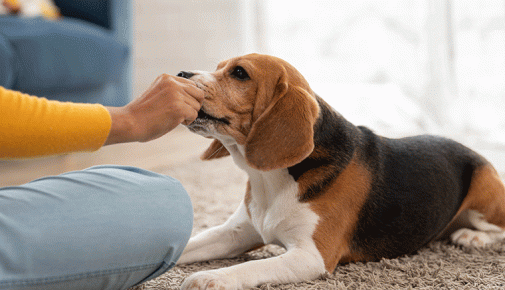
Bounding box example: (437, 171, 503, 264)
(0, 165, 193, 290)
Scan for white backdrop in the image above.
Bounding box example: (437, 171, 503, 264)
(253, 0, 505, 148)
(132, 0, 505, 167)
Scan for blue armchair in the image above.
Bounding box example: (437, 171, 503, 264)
(0, 0, 132, 106)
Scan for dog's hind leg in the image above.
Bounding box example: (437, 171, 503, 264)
(450, 209, 505, 247)
(446, 165, 505, 247)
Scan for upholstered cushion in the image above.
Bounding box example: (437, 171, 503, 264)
(0, 16, 128, 94)
(53, 0, 111, 29)
(0, 33, 15, 88)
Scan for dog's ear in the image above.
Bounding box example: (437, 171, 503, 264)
(245, 82, 319, 171)
(201, 139, 230, 160)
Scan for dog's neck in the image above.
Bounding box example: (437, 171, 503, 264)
(312, 96, 360, 162)
(287, 96, 361, 180)
(225, 143, 289, 179)
(224, 143, 295, 204)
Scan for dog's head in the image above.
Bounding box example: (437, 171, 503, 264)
(180, 53, 319, 171)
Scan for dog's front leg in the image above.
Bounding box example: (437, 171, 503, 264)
(177, 201, 263, 264)
(181, 245, 326, 290)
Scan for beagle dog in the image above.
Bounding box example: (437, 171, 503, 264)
(177, 53, 505, 290)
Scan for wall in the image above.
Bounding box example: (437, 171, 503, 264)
(132, 0, 255, 97)
(260, 0, 505, 146)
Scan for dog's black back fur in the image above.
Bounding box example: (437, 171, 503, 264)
(289, 95, 488, 260)
(353, 128, 486, 259)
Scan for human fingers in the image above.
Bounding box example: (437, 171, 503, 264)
(145, 74, 169, 94)
(182, 83, 205, 104)
(181, 90, 203, 112)
(173, 76, 205, 103)
(149, 74, 192, 96)
(180, 104, 199, 126)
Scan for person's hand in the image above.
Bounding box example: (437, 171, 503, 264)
(104, 74, 204, 145)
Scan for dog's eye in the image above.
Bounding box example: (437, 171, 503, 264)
(230, 66, 250, 80)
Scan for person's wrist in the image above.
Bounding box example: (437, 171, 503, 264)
(104, 107, 136, 145)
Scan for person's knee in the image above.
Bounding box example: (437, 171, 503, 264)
(90, 165, 194, 282)
(85, 165, 194, 259)
(0, 165, 194, 289)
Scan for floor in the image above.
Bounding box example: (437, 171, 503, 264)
(0, 127, 212, 187)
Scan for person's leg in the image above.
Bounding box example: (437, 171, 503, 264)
(0, 165, 193, 290)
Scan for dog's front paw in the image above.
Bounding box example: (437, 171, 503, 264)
(181, 270, 239, 290)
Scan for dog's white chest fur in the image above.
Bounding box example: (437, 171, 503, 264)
(228, 144, 320, 246)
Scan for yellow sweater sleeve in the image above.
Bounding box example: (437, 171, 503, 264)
(0, 87, 112, 159)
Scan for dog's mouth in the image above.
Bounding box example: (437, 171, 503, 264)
(188, 108, 230, 131)
(197, 109, 230, 124)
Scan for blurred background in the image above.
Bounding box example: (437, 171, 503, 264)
(134, 0, 505, 164)
(1, 0, 505, 185)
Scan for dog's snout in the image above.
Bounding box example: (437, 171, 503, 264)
(177, 71, 195, 79)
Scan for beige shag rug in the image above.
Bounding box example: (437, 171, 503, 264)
(131, 156, 505, 290)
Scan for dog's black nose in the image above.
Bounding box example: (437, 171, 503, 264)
(177, 71, 195, 79)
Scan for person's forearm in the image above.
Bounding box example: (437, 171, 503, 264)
(0, 87, 111, 158)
